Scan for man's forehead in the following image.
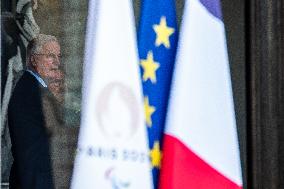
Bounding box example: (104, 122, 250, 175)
(41, 41, 60, 52)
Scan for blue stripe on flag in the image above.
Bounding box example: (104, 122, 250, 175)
(199, 0, 222, 20)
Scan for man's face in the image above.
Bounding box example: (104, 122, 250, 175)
(32, 41, 61, 81)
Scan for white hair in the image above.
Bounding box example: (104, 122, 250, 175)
(26, 34, 58, 67)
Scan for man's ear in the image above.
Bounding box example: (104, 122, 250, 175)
(30, 55, 37, 67)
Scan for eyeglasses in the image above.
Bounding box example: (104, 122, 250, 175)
(33, 53, 62, 60)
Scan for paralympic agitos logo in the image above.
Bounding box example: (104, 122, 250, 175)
(105, 167, 131, 189)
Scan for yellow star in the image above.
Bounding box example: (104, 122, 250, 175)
(144, 96, 155, 127)
(140, 51, 160, 83)
(153, 16, 175, 48)
(150, 141, 162, 168)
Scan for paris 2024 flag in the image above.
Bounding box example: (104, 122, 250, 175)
(71, 0, 153, 188)
(159, 0, 243, 189)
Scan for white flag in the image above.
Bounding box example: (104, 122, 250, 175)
(71, 1, 153, 188)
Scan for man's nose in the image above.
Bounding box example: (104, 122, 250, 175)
(52, 56, 60, 68)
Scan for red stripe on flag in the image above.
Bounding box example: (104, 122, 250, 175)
(159, 135, 242, 189)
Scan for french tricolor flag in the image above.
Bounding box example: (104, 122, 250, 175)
(159, 0, 243, 189)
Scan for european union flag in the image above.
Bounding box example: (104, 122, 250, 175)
(138, 0, 178, 188)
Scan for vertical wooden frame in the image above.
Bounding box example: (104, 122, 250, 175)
(248, 0, 284, 188)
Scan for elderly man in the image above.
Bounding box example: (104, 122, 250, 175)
(8, 34, 61, 189)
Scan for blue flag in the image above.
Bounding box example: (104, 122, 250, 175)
(138, 0, 178, 188)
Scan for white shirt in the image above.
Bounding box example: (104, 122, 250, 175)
(27, 70, 47, 88)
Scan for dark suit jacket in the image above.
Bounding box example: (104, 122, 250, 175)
(8, 71, 54, 189)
